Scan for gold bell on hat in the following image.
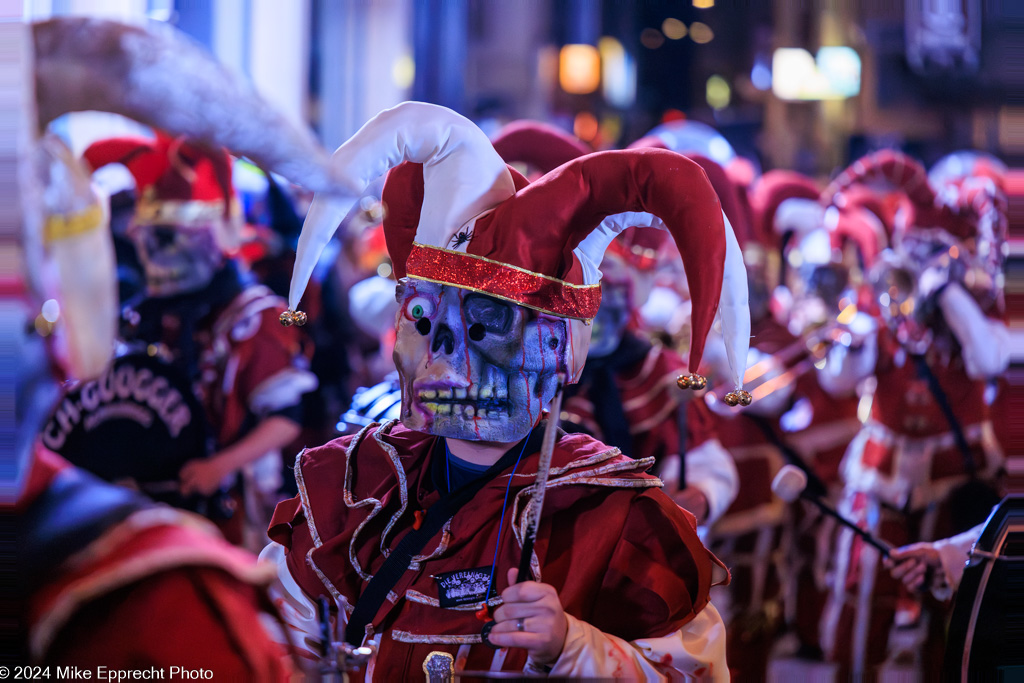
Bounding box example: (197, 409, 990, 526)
(724, 389, 753, 407)
(676, 373, 707, 391)
(279, 309, 307, 327)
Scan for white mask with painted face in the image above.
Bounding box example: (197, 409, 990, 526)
(128, 220, 225, 297)
(393, 280, 569, 443)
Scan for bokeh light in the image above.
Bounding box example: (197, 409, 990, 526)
(641, 28, 665, 49)
(662, 18, 687, 40)
(706, 75, 730, 109)
(689, 22, 714, 44)
(751, 60, 772, 90)
(559, 44, 601, 94)
(599, 36, 637, 108)
(573, 111, 600, 141)
(390, 54, 415, 90)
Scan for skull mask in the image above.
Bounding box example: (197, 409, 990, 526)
(129, 220, 224, 297)
(393, 279, 569, 443)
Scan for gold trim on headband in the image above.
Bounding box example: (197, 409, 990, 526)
(133, 197, 237, 228)
(411, 242, 601, 291)
(406, 243, 601, 321)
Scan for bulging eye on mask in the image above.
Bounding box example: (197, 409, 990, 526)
(393, 279, 570, 444)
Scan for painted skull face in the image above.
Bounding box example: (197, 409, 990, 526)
(129, 221, 223, 297)
(393, 280, 569, 443)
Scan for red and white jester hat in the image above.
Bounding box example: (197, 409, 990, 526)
(822, 149, 1006, 275)
(285, 102, 750, 400)
(490, 119, 592, 179)
(82, 131, 241, 249)
(822, 149, 998, 244)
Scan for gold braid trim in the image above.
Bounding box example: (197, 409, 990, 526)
(392, 630, 483, 645)
(294, 447, 346, 606)
(376, 424, 411, 559)
(342, 423, 387, 582)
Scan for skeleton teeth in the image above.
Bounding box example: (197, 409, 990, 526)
(496, 380, 508, 399)
(468, 385, 479, 399)
(480, 385, 493, 399)
(454, 387, 467, 399)
(477, 407, 488, 418)
(423, 402, 439, 413)
(438, 387, 452, 399)
(437, 403, 451, 415)
(421, 389, 437, 399)
(464, 405, 475, 418)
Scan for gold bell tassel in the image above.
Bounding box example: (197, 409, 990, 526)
(724, 389, 753, 406)
(675, 373, 708, 391)
(279, 309, 308, 327)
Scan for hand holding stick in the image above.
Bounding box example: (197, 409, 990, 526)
(772, 465, 892, 558)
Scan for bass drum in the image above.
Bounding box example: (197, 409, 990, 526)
(944, 495, 1024, 681)
(41, 352, 211, 509)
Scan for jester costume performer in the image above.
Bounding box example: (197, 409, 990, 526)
(81, 132, 317, 549)
(16, 16, 347, 673)
(262, 102, 752, 680)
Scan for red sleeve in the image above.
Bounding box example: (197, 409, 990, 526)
(46, 568, 291, 680)
(234, 307, 310, 407)
(268, 496, 304, 548)
(268, 493, 329, 604)
(589, 489, 714, 641)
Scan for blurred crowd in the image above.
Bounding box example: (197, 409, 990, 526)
(15, 16, 1011, 681)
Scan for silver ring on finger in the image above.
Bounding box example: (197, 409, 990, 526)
(516, 618, 525, 632)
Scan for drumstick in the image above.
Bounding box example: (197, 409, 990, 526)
(516, 374, 566, 583)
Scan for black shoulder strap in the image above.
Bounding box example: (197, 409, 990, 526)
(745, 413, 829, 499)
(911, 354, 976, 475)
(343, 427, 544, 646)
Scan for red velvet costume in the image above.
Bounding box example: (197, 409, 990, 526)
(783, 368, 861, 658)
(20, 449, 289, 678)
(689, 320, 792, 680)
(137, 278, 315, 546)
(267, 420, 723, 679)
(195, 284, 314, 449)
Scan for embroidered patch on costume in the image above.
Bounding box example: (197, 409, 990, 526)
(434, 566, 495, 608)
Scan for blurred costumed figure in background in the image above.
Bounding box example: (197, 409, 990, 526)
(815, 150, 1009, 679)
(14, 16, 349, 672)
(83, 131, 317, 550)
(744, 170, 886, 676)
